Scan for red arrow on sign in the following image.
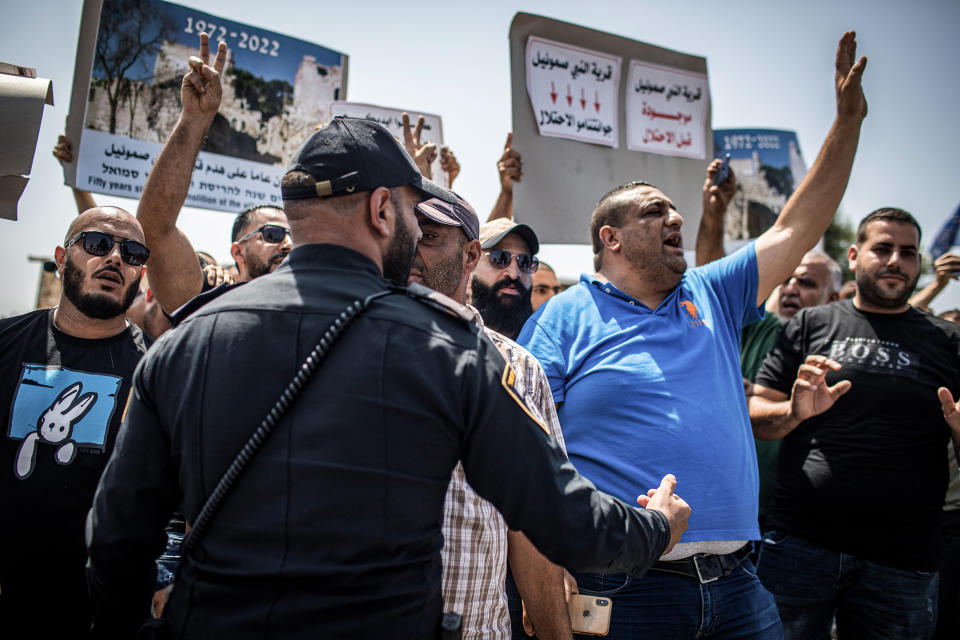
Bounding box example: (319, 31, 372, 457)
(566, 84, 572, 106)
(550, 81, 557, 104)
(580, 87, 586, 109)
(594, 91, 601, 112)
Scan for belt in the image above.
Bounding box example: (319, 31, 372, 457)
(650, 545, 751, 584)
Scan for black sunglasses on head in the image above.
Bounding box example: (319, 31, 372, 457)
(64, 231, 150, 266)
(484, 249, 539, 274)
(238, 224, 291, 244)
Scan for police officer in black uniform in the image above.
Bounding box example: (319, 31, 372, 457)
(86, 117, 690, 639)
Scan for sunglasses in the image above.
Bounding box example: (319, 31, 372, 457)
(64, 231, 150, 266)
(237, 224, 291, 244)
(484, 250, 539, 274)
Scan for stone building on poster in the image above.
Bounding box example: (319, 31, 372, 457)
(84, 41, 341, 166)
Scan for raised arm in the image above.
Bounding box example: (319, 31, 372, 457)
(909, 252, 960, 311)
(749, 355, 851, 440)
(695, 158, 737, 266)
(137, 33, 226, 313)
(53, 135, 98, 214)
(401, 113, 437, 180)
(488, 133, 522, 221)
(754, 31, 868, 305)
(439, 146, 460, 188)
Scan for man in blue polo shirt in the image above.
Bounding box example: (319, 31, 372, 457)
(517, 32, 869, 638)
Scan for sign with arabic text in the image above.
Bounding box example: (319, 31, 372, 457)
(509, 13, 711, 245)
(525, 36, 620, 147)
(328, 101, 447, 186)
(67, 0, 347, 213)
(626, 61, 708, 158)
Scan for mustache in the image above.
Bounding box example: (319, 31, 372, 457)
(493, 276, 529, 295)
(93, 265, 124, 284)
(877, 268, 906, 279)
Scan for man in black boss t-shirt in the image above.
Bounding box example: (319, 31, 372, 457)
(749, 207, 960, 639)
(0, 206, 149, 635)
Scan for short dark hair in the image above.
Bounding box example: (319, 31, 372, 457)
(589, 181, 652, 271)
(231, 204, 285, 242)
(855, 207, 922, 245)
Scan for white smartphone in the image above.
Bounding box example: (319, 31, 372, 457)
(568, 593, 612, 636)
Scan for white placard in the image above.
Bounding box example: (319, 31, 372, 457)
(626, 60, 709, 158)
(525, 36, 620, 148)
(77, 128, 284, 210)
(329, 101, 446, 186)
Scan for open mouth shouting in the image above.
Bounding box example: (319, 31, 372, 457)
(93, 267, 124, 290)
(663, 232, 683, 253)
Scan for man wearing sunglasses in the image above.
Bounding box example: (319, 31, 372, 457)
(229, 206, 293, 282)
(0, 206, 150, 635)
(471, 218, 541, 339)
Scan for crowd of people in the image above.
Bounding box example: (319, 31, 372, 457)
(2, 28, 959, 640)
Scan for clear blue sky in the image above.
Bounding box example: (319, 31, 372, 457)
(2, 0, 959, 316)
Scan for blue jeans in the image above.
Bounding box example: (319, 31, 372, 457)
(571, 555, 782, 639)
(757, 529, 938, 640)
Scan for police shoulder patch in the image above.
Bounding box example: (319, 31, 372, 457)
(500, 363, 549, 435)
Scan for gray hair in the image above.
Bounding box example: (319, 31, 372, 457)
(803, 250, 842, 293)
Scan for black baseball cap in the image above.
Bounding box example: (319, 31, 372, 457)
(415, 193, 479, 241)
(281, 117, 456, 204)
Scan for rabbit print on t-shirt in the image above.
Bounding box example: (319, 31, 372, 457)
(7, 364, 124, 480)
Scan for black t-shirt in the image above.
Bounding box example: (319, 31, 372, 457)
(755, 300, 960, 570)
(0, 309, 148, 634)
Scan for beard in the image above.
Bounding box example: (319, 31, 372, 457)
(856, 266, 919, 310)
(621, 238, 686, 289)
(383, 207, 418, 286)
(245, 250, 287, 280)
(471, 274, 533, 339)
(412, 246, 464, 298)
(62, 255, 141, 320)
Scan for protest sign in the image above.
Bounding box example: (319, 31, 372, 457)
(713, 128, 808, 242)
(525, 36, 620, 147)
(509, 13, 711, 246)
(65, 0, 347, 213)
(626, 61, 709, 158)
(329, 102, 448, 187)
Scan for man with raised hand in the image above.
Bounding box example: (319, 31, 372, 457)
(749, 207, 960, 638)
(1, 207, 150, 636)
(135, 33, 291, 316)
(518, 32, 867, 638)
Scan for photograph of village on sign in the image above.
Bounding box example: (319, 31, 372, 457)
(713, 128, 808, 242)
(85, 0, 345, 168)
